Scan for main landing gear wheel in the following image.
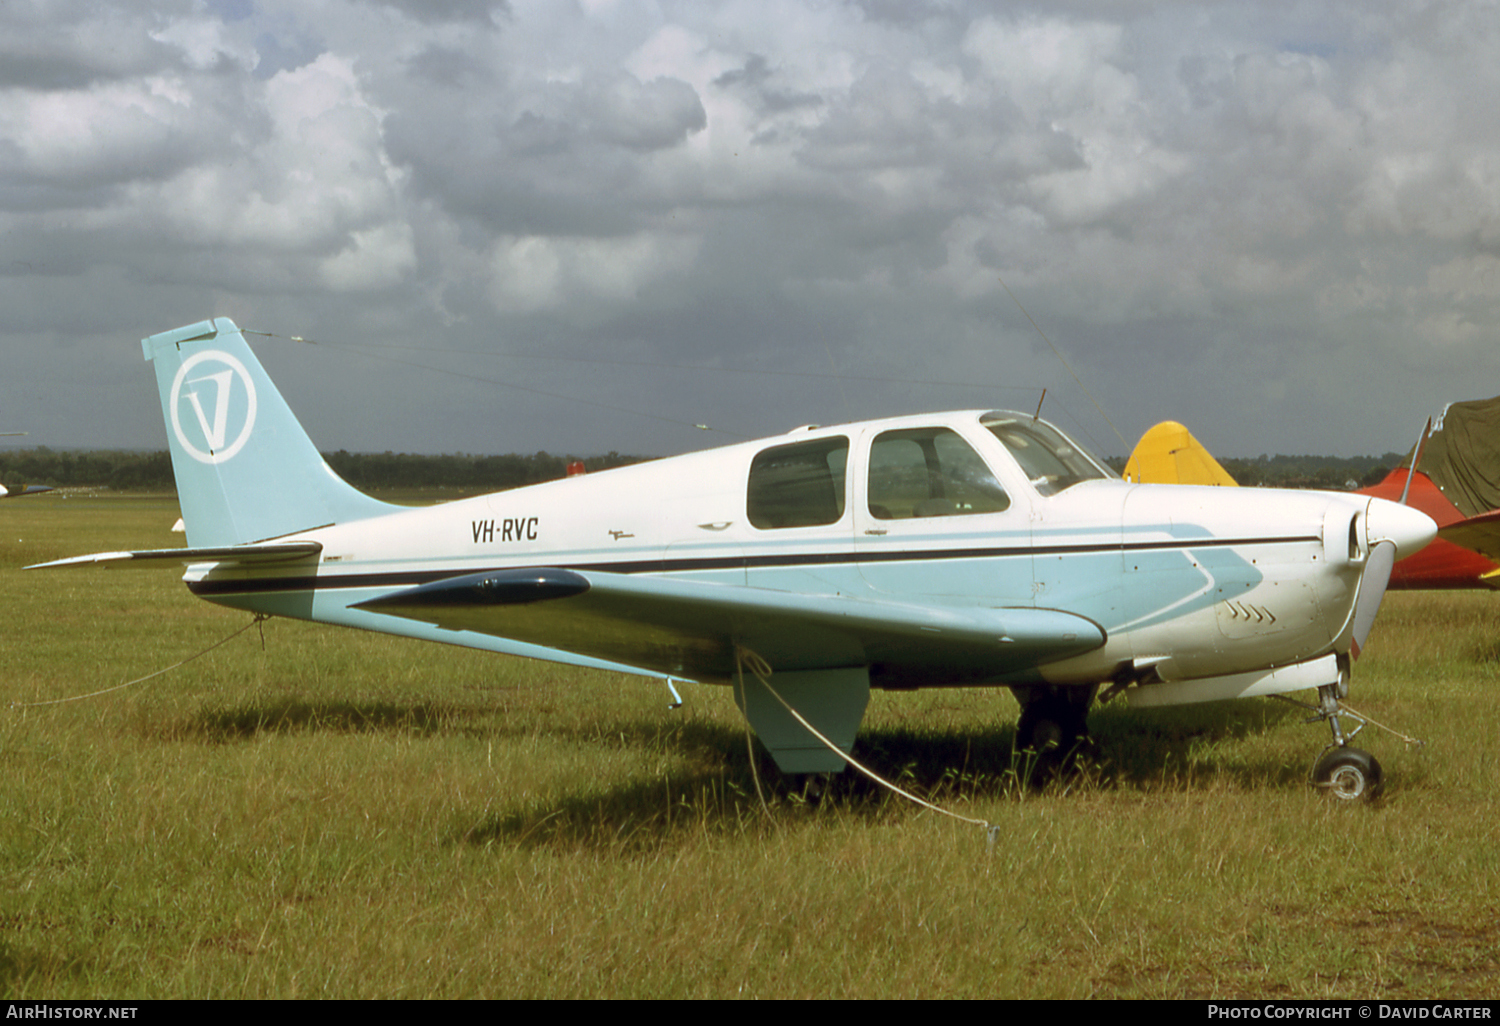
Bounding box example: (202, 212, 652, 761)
(794, 772, 833, 805)
(1012, 685, 1098, 780)
(1312, 747, 1383, 802)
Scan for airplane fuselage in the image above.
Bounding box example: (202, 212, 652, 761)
(185, 410, 1400, 699)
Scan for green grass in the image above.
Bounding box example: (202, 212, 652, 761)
(2, 495, 1498, 998)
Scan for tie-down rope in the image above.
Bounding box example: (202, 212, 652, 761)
(733, 645, 1000, 845)
(13, 615, 270, 708)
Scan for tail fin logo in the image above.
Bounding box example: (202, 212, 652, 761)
(169, 350, 258, 465)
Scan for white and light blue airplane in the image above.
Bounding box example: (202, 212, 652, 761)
(1, 432, 53, 498)
(0, 483, 52, 498)
(33, 318, 1437, 799)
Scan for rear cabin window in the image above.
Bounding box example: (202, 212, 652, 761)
(868, 427, 1010, 519)
(747, 437, 849, 529)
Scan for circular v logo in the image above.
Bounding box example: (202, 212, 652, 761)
(169, 350, 258, 465)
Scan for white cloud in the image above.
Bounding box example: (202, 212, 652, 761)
(964, 16, 1188, 226)
(320, 221, 417, 291)
(145, 53, 409, 262)
(963, 16, 1128, 122)
(150, 11, 257, 71)
(0, 78, 199, 192)
(486, 230, 701, 316)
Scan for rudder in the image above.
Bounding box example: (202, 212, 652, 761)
(145, 317, 397, 547)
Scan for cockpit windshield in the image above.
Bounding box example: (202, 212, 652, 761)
(981, 413, 1114, 497)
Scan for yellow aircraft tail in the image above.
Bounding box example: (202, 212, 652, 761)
(1123, 421, 1238, 486)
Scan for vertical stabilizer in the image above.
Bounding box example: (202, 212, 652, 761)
(144, 318, 397, 547)
(1123, 421, 1239, 487)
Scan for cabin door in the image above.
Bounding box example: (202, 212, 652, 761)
(853, 424, 1034, 604)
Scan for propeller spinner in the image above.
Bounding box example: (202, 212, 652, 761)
(1349, 498, 1437, 658)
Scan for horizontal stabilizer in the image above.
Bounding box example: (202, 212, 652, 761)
(27, 542, 322, 570)
(357, 567, 1107, 685)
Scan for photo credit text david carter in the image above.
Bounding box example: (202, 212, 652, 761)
(1209, 1007, 1493, 1020)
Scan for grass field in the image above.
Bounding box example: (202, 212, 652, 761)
(2, 495, 1498, 998)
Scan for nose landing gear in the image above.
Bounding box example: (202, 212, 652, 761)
(1304, 679, 1382, 802)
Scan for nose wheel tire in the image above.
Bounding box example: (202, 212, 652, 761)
(1312, 746, 1383, 801)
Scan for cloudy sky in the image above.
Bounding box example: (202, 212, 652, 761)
(2, 0, 1497, 462)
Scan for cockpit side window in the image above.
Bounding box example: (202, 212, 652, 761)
(747, 437, 849, 529)
(982, 415, 1111, 497)
(867, 427, 1010, 520)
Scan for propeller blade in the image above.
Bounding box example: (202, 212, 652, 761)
(1349, 540, 1396, 659)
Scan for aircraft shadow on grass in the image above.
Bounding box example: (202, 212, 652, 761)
(158, 691, 1309, 849)
(446, 700, 1309, 853)
(161, 698, 471, 742)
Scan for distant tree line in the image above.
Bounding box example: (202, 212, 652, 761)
(0, 448, 176, 491)
(1216, 453, 1406, 490)
(1103, 451, 1406, 490)
(0, 447, 650, 494)
(5, 446, 1405, 495)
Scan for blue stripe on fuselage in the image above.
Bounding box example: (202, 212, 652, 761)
(187, 530, 1309, 602)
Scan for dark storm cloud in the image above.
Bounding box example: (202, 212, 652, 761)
(3, 0, 1499, 461)
(380, 64, 704, 238)
(714, 54, 824, 115)
(0, 4, 187, 89)
(405, 45, 494, 89)
(358, 0, 510, 26)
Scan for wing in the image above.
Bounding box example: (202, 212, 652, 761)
(1438, 509, 1500, 564)
(355, 567, 1107, 685)
(27, 542, 322, 569)
(0, 483, 54, 498)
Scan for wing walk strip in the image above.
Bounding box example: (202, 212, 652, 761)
(185, 534, 1322, 597)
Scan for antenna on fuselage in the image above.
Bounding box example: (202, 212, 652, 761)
(1033, 388, 1046, 421)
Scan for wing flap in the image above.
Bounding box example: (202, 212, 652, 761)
(356, 567, 1106, 685)
(27, 542, 323, 570)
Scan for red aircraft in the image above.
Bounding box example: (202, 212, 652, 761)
(1359, 467, 1500, 589)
